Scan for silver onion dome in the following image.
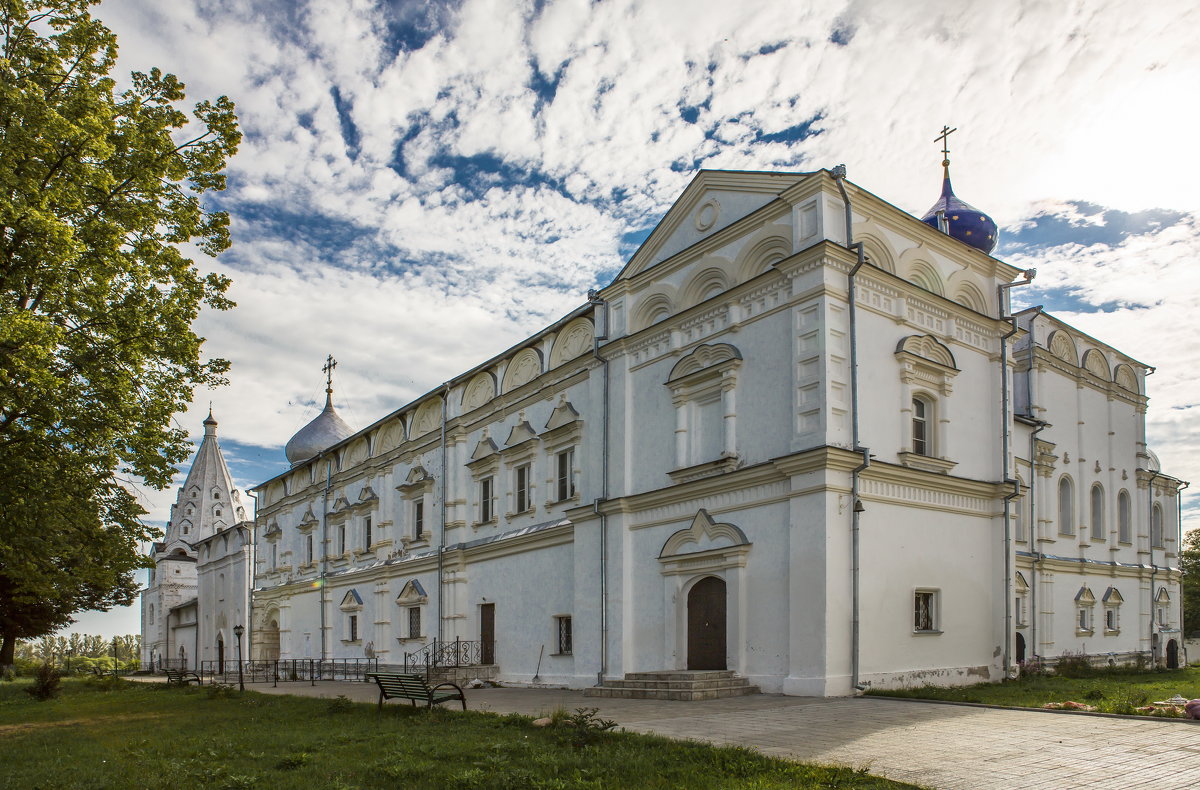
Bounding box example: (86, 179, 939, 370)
(284, 388, 354, 466)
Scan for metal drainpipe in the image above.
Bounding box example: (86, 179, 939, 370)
(319, 453, 330, 661)
(1027, 419, 1049, 662)
(1178, 481, 1190, 664)
(832, 166, 871, 692)
(588, 290, 610, 685)
(247, 489, 258, 661)
(1148, 469, 1161, 663)
(438, 384, 450, 645)
(997, 272, 1035, 677)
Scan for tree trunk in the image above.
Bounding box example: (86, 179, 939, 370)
(1, 629, 16, 672)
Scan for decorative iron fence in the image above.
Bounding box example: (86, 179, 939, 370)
(198, 658, 379, 686)
(403, 638, 491, 677)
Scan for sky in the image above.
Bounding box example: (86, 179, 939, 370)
(65, 0, 1200, 638)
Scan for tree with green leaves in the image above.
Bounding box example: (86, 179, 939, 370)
(0, 0, 240, 668)
(1181, 528, 1200, 638)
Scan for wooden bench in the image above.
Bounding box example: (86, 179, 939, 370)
(164, 669, 201, 685)
(365, 672, 466, 710)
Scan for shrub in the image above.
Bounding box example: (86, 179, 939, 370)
(1054, 651, 1097, 679)
(26, 663, 62, 701)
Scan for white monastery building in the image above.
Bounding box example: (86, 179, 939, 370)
(143, 158, 1187, 695)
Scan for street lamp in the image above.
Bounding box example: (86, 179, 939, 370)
(233, 624, 245, 692)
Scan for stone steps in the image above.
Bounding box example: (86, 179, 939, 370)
(584, 670, 759, 701)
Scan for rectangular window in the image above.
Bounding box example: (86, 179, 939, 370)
(912, 399, 929, 456)
(1078, 608, 1091, 632)
(414, 501, 425, 539)
(556, 449, 575, 501)
(515, 463, 531, 513)
(305, 534, 313, 565)
(270, 543, 278, 569)
(914, 590, 938, 632)
(338, 524, 346, 555)
(1158, 607, 1167, 626)
(1105, 608, 1117, 631)
(1015, 596, 1027, 627)
(408, 606, 422, 639)
(556, 615, 573, 655)
(363, 516, 373, 550)
(348, 614, 358, 642)
(480, 476, 494, 522)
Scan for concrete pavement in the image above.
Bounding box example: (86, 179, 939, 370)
(196, 679, 1200, 789)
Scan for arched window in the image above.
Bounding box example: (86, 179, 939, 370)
(1152, 504, 1164, 548)
(1057, 477, 1074, 536)
(149, 604, 155, 625)
(1090, 484, 1105, 541)
(912, 397, 932, 456)
(1117, 491, 1132, 544)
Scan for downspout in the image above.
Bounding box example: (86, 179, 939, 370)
(1178, 481, 1190, 665)
(996, 271, 1035, 677)
(247, 489, 258, 661)
(438, 384, 450, 645)
(1023, 306, 1047, 664)
(319, 455, 331, 660)
(1148, 469, 1162, 663)
(588, 289, 610, 685)
(832, 165, 871, 692)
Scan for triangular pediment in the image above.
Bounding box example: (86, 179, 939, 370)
(505, 420, 538, 448)
(298, 506, 318, 527)
(330, 495, 352, 513)
(470, 437, 500, 461)
(339, 589, 363, 609)
(1075, 586, 1096, 605)
(405, 465, 431, 485)
(357, 486, 378, 504)
(1102, 586, 1123, 604)
(1155, 587, 1171, 604)
(617, 170, 810, 281)
(396, 579, 427, 604)
(544, 401, 580, 432)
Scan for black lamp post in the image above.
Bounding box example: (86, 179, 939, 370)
(233, 624, 245, 692)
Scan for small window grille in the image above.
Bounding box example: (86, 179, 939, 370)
(408, 607, 422, 638)
(348, 614, 358, 642)
(556, 616, 573, 655)
(914, 590, 937, 632)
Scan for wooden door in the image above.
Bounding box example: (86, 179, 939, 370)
(1167, 639, 1179, 669)
(687, 577, 726, 670)
(480, 603, 495, 665)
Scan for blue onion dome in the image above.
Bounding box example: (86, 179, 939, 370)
(921, 163, 999, 254)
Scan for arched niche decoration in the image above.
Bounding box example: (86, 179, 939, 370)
(896, 334, 959, 401)
(548, 318, 595, 369)
(732, 226, 791, 283)
(502, 347, 543, 392)
(896, 334, 957, 369)
(461, 371, 497, 412)
(346, 437, 369, 468)
(1048, 331, 1078, 365)
(906, 259, 944, 296)
(375, 418, 404, 456)
(681, 265, 732, 309)
(1082, 349, 1110, 379)
(410, 397, 443, 439)
(857, 232, 896, 274)
(947, 274, 987, 313)
(659, 509, 750, 562)
(667, 342, 742, 383)
(1114, 364, 1140, 393)
(631, 287, 677, 332)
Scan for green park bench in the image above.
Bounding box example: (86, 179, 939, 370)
(164, 669, 201, 685)
(365, 672, 466, 711)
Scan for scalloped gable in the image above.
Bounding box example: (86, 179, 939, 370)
(616, 170, 811, 281)
(895, 334, 957, 369)
(660, 509, 750, 557)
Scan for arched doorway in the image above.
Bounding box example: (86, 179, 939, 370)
(1166, 639, 1179, 669)
(261, 619, 280, 661)
(687, 576, 726, 670)
(217, 635, 225, 666)
(1015, 632, 1026, 665)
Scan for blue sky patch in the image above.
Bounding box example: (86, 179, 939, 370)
(1000, 201, 1187, 255)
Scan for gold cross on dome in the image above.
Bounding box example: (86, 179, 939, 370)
(323, 354, 338, 390)
(934, 125, 957, 166)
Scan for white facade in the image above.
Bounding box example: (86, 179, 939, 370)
(140, 414, 251, 670)
(247, 168, 1185, 694)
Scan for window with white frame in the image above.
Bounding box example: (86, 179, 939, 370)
(894, 335, 959, 474)
(348, 614, 359, 642)
(480, 476, 495, 523)
(1156, 587, 1170, 626)
(665, 343, 742, 475)
(305, 534, 314, 565)
(555, 448, 575, 502)
(1014, 572, 1029, 628)
(1090, 484, 1105, 541)
(363, 516, 373, 550)
(1152, 504, 1164, 548)
(1057, 477, 1075, 536)
(1102, 587, 1122, 634)
(339, 590, 363, 643)
(555, 615, 572, 655)
(1075, 585, 1095, 634)
(1118, 490, 1132, 544)
(414, 500, 425, 540)
(396, 465, 434, 545)
(515, 463, 532, 513)
(337, 524, 346, 555)
(914, 589, 939, 633)
(912, 397, 932, 456)
(395, 579, 428, 642)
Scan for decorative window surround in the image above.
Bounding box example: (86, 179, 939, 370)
(502, 416, 539, 517)
(396, 465, 434, 548)
(395, 579, 428, 643)
(340, 589, 363, 644)
(468, 435, 500, 527)
(665, 343, 742, 477)
(896, 335, 959, 473)
(541, 399, 583, 505)
(1014, 572, 1029, 628)
(1102, 587, 1122, 635)
(1075, 585, 1096, 635)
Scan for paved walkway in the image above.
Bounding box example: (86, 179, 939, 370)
(198, 679, 1200, 789)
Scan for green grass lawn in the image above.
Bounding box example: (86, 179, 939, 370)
(868, 665, 1200, 716)
(0, 678, 924, 790)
